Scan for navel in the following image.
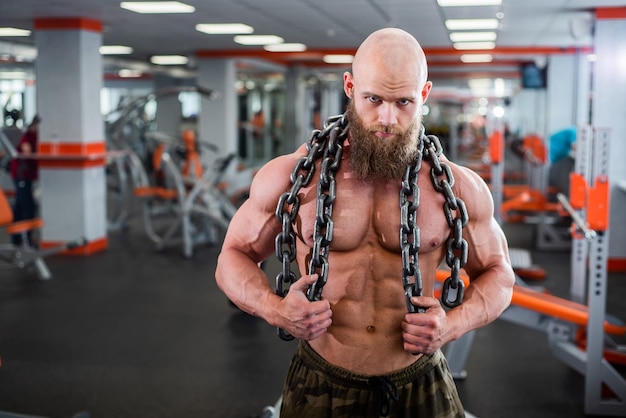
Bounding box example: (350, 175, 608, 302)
(366, 325, 376, 333)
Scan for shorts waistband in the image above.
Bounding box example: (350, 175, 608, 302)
(296, 341, 442, 388)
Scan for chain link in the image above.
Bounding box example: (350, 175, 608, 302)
(274, 114, 349, 340)
(400, 127, 425, 313)
(274, 114, 468, 340)
(411, 133, 469, 310)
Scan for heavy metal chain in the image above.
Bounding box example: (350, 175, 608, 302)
(274, 114, 468, 340)
(401, 130, 469, 313)
(274, 114, 349, 340)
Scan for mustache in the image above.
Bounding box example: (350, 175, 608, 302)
(369, 124, 402, 135)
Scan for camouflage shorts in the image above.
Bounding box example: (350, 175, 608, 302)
(280, 341, 464, 418)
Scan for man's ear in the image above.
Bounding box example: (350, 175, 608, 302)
(343, 71, 354, 99)
(421, 81, 433, 103)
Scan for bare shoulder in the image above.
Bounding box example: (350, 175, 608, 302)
(443, 157, 494, 220)
(222, 144, 309, 261)
(248, 144, 308, 210)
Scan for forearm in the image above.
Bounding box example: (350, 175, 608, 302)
(446, 264, 514, 341)
(215, 248, 282, 325)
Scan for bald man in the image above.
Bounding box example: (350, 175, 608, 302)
(216, 28, 514, 417)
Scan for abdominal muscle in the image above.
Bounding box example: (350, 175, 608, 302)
(293, 170, 447, 375)
(299, 234, 443, 375)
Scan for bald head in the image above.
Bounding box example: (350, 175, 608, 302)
(342, 27, 432, 152)
(352, 28, 428, 87)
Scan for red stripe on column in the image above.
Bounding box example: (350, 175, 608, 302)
(37, 141, 109, 169)
(41, 237, 108, 255)
(596, 7, 626, 19)
(39, 142, 106, 155)
(34, 17, 103, 33)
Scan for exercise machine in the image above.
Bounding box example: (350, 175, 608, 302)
(0, 186, 86, 280)
(443, 125, 626, 416)
(132, 131, 241, 258)
(104, 85, 220, 231)
(0, 131, 86, 280)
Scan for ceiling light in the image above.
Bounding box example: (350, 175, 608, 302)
(100, 45, 133, 55)
(453, 42, 496, 50)
(234, 35, 283, 45)
(118, 69, 143, 77)
(445, 19, 499, 30)
(460, 54, 493, 63)
(0, 71, 28, 79)
(196, 23, 253, 35)
(449, 32, 497, 42)
(0, 27, 31, 36)
(150, 55, 188, 65)
(437, 0, 502, 6)
(264, 43, 307, 52)
(323, 54, 354, 64)
(120, 1, 195, 14)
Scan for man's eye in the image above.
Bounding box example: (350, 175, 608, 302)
(367, 96, 380, 103)
(398, 99, 410, 106)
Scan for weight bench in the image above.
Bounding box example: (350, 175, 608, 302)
(0, 188, 85, 280)
(508, 247, 546, 281)
(436, 270, 626, 382)
(133, 149, 237, 258)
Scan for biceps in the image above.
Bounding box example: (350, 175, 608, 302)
(464, 217, 510, 278)
(224, 202, 278, 262)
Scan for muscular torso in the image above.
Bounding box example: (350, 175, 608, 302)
(293, 153, 450, 375)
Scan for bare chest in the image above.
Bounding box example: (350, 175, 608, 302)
(295, 173, 449, 254)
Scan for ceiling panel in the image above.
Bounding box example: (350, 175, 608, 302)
(0, 0, 620, 97)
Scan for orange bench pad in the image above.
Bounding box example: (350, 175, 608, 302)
(434, 270, 625, 336)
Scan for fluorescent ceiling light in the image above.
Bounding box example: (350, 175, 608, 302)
(234, 35, 283, 45)
(323, 54, 354, 64)
(196, 23, 253, 34)
(100, 45, 133, 55)
(453, 42, 496, 50)
(0, 71, 28, 79)
(120, 1, 195, 14)
(264, 43, 307, 52)
(0, 27, 31, 36)
(150, 55, 188, 65)
(445, 19, 499, 30)
(438, 0, 502, 6)
(460, 54, 493, 63)
(449, 31, 496, 42)
(118, 69, 143, 77)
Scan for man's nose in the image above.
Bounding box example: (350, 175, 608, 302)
(377, 103, 398, 126)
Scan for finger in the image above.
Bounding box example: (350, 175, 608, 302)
(303, 317, 332, 341)
(403, 341, 421, 355)
(289, 274, 319, 293)
(308, 300, 332, 316)
(410, 296, 440, 310)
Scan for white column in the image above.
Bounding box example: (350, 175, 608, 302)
(592, 7, 626, 265)
(34, 17, 107, 254)
(196, 58, 237, 163)
(546, 54, 578, 135)
(508, 89, 546, 138)
(153, 74, 183, 137)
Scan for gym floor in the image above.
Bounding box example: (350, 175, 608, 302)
(1, 206, 625, 417)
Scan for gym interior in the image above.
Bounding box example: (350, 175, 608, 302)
(1, 1, 626, 417)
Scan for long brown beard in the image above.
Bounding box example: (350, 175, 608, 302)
(345, 101, 421, 181)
